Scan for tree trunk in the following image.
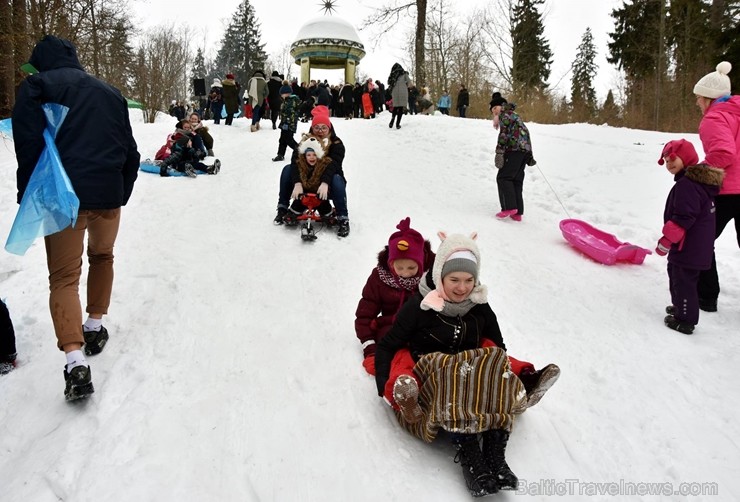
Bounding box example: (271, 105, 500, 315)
(415, 0, 427, 86)
(0, 0, 13, 118)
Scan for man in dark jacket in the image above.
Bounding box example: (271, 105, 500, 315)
(457, 84, 470, 118)
(267, 71, 283, 129)
(12, 35, 140, 401)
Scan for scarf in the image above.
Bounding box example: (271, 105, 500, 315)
(377, 266, 421, 292)
(418, 276, 477, 317)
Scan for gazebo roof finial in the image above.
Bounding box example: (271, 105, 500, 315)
(319, 0, 338, 15)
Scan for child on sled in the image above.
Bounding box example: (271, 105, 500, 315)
(283, 135, 335, 225)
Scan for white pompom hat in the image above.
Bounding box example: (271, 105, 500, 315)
(693, 62, 732, 99)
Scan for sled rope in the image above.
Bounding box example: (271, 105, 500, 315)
(536, 164, 571, 218)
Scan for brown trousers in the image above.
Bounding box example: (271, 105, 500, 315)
(44, 208, 121, 350)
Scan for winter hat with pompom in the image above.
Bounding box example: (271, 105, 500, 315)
(387, 217, 425, 275)
(693, 62, 732, 99)
(279, 84, 293, 95)
(657, 139, 699, 167)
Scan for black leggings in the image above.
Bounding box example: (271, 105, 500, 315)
(697, 193, 740, 300)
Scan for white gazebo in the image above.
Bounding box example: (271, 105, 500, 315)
(290, 16, 366, 84)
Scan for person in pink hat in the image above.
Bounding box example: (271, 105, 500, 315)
(655, 140, 724, 334)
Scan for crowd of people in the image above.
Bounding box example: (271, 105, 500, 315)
(5, 34, 739, 498)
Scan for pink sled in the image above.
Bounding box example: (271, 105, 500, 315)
(559, 219, 652, 265)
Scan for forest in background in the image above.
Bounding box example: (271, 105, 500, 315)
(1, 0, 739, 132)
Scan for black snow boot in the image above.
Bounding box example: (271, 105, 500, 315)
(453, 435, 498, 497)
(273, 208, 288, 225)
(664, 314, 695, 334)
(337, 219, 350, 237)
(482, 429, 518, 491)
(64, 365, 94, 401)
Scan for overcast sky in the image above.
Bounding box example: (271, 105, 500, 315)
(131, 0, 623, 100)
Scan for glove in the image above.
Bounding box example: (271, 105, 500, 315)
(526, 154, 537, 166)
(281, 123, 289, 131)
(655, 236, 671, 256)
(317, 182, 329, 200)
(495, 152, 504, 169)
(362, 355, 376, 376)
(291, 182, 303, 200)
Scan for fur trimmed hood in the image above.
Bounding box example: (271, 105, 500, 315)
(684, 164, 726, 187)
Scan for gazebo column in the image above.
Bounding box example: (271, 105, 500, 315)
(344, 60, 356, 85)
(300, 58, 311, 84)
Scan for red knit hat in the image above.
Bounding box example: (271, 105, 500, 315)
(387, 217, 425, 275)
(311, 105, 331, 129)
(658, 139, 699, 166)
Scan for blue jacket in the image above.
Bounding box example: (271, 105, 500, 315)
(12, 35, 140, 209)
(437, 94, 451, 109)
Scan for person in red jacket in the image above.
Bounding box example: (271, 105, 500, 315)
(354, 217, 434, 376)
(355, 218, 558, 411)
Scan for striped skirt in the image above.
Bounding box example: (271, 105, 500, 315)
(397, 347, 526, 442)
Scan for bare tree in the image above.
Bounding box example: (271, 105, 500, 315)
(131, 26, 190, 123)
(425, 0, 458, 94)
(478, 0, 514, 93)
(0, 0, 12, 118)
(361, 0, 428, 85)
(267, 43, 295, 81)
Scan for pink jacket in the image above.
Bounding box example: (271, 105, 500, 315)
(698, 95, 740, 195)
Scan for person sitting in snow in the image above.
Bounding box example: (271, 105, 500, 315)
(374, 231, 560, 497)
(188, 112, 214, 156)
(655, 139, 724, 335)
(155, 119, 220, 177)
(0, 298, 17, 375)
(283, 135, 335, 224)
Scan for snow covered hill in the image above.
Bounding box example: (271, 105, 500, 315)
(1, 109, 738, 501)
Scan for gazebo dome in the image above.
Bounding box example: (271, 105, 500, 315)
(290, 16, 366, 73)
(293, 16, 364, 47)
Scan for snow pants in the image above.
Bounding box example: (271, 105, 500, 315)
(698, 194, 740, 303)
(668, 263, 702, 325)
(44, 209, 121, 350)
(497, 151, 528, 215)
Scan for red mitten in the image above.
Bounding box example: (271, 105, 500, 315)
(362, 355, 376, 375)
(655, 236, 671, 256)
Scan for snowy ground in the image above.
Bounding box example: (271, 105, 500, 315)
(1, 108, 738, 501)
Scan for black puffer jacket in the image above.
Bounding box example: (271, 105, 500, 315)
(12, 36, 140, 208)
(374, 270, 507, 394)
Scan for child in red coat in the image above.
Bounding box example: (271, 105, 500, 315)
(355, 217, 434, 375)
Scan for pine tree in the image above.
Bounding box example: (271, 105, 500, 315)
(213, 0, 267, 86)
(510, 0, 552, 97)
(570, 28, 598, 122)
(598, 89, 620, 125)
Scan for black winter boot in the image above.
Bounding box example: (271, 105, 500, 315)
(453, 435, 498, 497)
(482, 429, 518, 490)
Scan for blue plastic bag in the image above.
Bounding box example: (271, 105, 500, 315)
(5, 103, 80, 255)
(221, 105, 242, 119)
(0, 118, 12, 138)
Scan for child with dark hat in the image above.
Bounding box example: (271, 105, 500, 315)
(655, 139, 725, 334)
(272, 83, 301, 162)
(354, 217, 435, 375)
